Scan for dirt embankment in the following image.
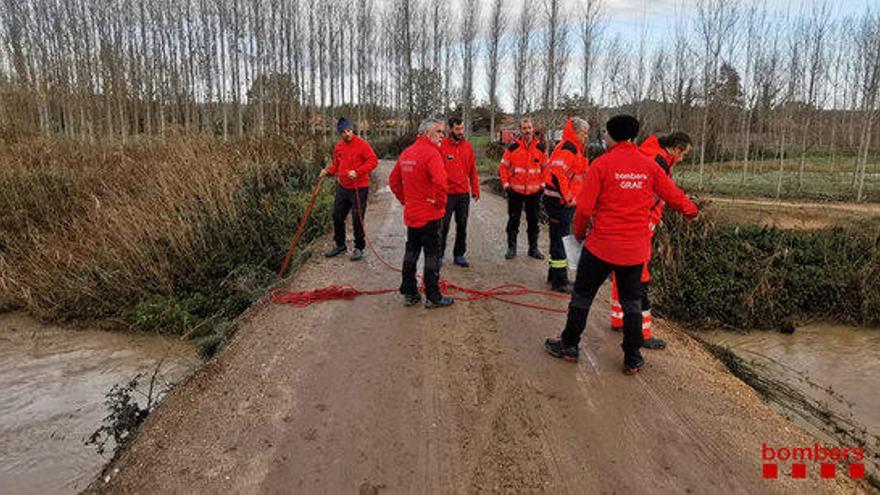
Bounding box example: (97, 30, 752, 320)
(96, 161, 862, 493)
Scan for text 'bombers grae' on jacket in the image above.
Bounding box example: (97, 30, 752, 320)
(327, 134, 379, 189)
(573, 141, 698, 266)
(389, 136, 449, 228)
(499, 137, 547, 195)
(544, 118, 588, 206)
(440, 136, 480, 196)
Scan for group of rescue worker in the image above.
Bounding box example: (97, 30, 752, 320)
(320, 113, 697, 374)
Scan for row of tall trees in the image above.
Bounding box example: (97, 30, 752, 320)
(0, 0, 878, 197)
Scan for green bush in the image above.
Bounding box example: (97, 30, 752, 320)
(651, 211, 880, 330)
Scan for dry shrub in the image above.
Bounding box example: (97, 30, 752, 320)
(0, 133, 328, 327)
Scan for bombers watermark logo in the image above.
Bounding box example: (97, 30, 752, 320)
(761, 443, 865, 480)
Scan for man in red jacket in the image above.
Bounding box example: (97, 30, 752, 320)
(389, 117, 454, 308)
(544, 115, 698, 375)
(439, 117, 480, 268)
(321, 118, 378, 261)
(609, 132, 693, 350)
(499, 118, 547, 260)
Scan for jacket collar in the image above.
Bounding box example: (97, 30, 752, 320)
(417, 135, 441, 151)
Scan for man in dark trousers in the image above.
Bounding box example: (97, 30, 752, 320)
(321, 118, 378, 261)
(498, 117, 547, 260)
(389, 117, 454, 308)
(544, 115, 698, 375)
(439, 117, 480, 267)
(608, 132, 693, 350)
(542, 117, 589, 292)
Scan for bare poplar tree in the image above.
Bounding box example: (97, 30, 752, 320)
(486, 0, 507, 139)
(460, 0, 480, 135)
(513, 0, 534, 116)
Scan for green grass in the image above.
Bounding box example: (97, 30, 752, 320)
(676, 158, 880, 202)
(652, 211, 880, 330)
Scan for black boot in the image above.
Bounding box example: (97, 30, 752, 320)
(642, 337, 667, 350)
(425, 296, 455, 308)
(528, 246, 545, 260)
(544, 338, 579, 362)
(505, 245, 516, 260)
(325, 245, 346, 257)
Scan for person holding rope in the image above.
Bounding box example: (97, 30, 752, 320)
(320, 117, 378, 261)
(544, 115, 698, 374)
(389, 117, 455, 308)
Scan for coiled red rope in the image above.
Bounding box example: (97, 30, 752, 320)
(271, 173, 569, 313)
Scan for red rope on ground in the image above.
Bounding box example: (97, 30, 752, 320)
(272, 174, 570, 313)
(271, 285, 396, 307)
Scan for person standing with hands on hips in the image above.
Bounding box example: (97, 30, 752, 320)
(439, 117, 480, 268)
(321, 118, 378, 261)
(543, 115, 698, 375)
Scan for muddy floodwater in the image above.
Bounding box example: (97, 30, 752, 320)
(703, 323, 880, 451)
(0, 312, 199, 494)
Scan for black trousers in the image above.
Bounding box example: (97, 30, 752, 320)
(400, 219, 442, 303)
(440, 193, 470, 258)
(543, 196, 574, 287)
(332, 185, 369, 250)
(506, 190, 542, 249)
(561, 248, 645, 367)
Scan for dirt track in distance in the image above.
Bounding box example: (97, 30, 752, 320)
(97, 161, 862, 494)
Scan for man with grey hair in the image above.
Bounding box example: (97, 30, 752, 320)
(542, 117, 590, 292)
(389, 117, 454, 308)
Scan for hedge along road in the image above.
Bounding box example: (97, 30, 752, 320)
(96, 160, 860, 494)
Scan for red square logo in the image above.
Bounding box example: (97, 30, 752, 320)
(820, 463, 836, 479)
(792, 464, 807, 479)
(850, 464, 865, 479)
(763, 464, 778, 479)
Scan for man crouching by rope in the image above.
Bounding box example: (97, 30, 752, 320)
(544, 115, 698, 375)
(389, 117, 455, 308)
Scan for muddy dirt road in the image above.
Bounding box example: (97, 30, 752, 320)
(99, 161, 859, 493)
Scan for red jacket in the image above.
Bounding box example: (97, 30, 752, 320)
(327, 135, 378, 189)
(639, 135, 680, 231)
(499, 137, 547, 195)
(544, 118, 588, 205)
(573, 141, 698, 266)
(389, 136, 448, 228)
(440, 136, 480, 196)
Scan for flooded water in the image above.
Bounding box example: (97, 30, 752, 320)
(703, 323, 880, 457)
(0, 312, 199, 494)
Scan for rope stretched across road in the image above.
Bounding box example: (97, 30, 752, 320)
(271, 174, 570, 313)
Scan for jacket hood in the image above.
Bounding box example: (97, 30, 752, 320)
(639, 134, 676, 168)
(561, 118, 584, 154)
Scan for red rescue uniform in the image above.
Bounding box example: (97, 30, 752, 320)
(327, 135, 378, 189)
(610, 135, 683, 337)
(389, 136, 448, 228)
(573, 141, 697, 266)
(440, 136, 479, 196)
(499, 138, 546, 195)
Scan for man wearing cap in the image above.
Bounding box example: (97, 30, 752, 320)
(543, 115, 698, 375)
(321, 118, 379, 261)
